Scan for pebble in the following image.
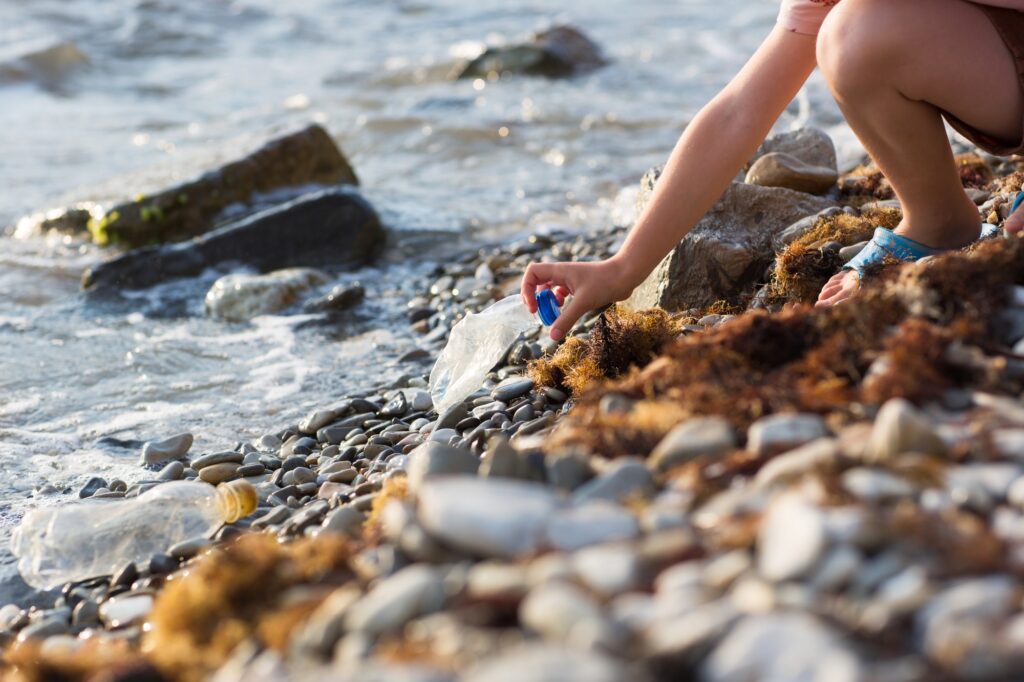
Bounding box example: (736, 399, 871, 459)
(746, 413, 828, 457)
(299, 409, 337, 435)
(868, 398, 947, 461)
(321, 507, 365, 537)
(573, 458, 653, 503)
(571, 543, 641, 596)
(140, 432, 193, 464)
(754, 438, 838, 489)
(491, 377, 534, 402)
(436, 403, 469, 430)
(380, 392, 409, 418)
(702, 613, 861, 682)
(343, 565, 446, 635)
(417, 477, 559, 558)
(406, 441, 480, 493)
(190, 450, 244, 470)
(237, 463, 265, 477)
(168, 536, 211, 560)
(99, 593, 154, 628)
(198, 462, 240, 484)
(410, 390, 433, 412)
(757, 493, 827, 582)
(648, 416, 736, 471)
(545, 501, 639, 551)
(841, 468, 915, 501)
(157, 461, 185, 481)
(466, 562, 530, 601)
(78, 476, 107, 499)
(465, 645, 627, 682)
(519, 581, 604, 642)
(429, 428, 458, 444)
(16, 617, 68, 642)
(71, 599, 100, 628)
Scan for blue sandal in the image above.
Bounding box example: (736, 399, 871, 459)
(844, 223, 1001, 281)
(1012, 191, 1024, 217)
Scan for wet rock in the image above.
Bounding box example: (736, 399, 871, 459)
(84, 125, 357, 247)
(140, 432, 193, 464)
(456, 25, 606, 80)
(702, 613, 861, 682)
(82, 189, 383, 291)
(627, 180, 835, 311)
(99, 593, 154, 628)
(302, 283, 365, 314)
(747, 413, 828, 457)
(205, 268, 330, 322)
(649, 417, 736, 471)
(198, 462, 240, 484)
(406, 441, 480, 493)
(417, 477, 559, 558)
(868, 398, 947, 461)
(189, 450, 244, 470)
(545, 501, 639, 551)
(573, 457, 653, 503)
(78, 476, 107, 499)
(757, 494, 827, 582)
(749, 127, 838, 174)
(745, 152, 838, 195)
(343, 565, 446, 635)
(491, 377, 534, 403)
(16, 617, 68, 642)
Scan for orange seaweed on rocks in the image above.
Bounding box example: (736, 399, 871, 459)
(362, 476, 409, 546)
(770, 206, 902, 303)
(546, 236, 1024, 458)
(528, 305, 684, 398)
(142, 533, 353, 682)
(1, 639, 160, 682)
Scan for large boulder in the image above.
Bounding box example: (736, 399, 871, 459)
(626, 176, 836, 311)
(455, 25, 606, 80)
(81, 189, 383, 291)
(86, 125, 358, 247)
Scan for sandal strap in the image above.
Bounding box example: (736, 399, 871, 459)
(843, 227, 941, 277)
(1012, 191, 1024, 215)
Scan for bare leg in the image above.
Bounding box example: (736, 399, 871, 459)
(814, 0, 1024, 306)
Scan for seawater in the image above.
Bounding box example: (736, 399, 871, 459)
(0, 0, 853, 602)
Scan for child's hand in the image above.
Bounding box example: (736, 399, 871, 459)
(520, 258, 638, 341)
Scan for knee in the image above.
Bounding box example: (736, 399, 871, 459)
(815, 0, 905, 97)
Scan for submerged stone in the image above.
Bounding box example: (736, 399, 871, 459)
(204, 268, 330, 322)
(456, 25, 606, 80)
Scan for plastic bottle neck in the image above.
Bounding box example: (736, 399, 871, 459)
(215, 479, 258, 523)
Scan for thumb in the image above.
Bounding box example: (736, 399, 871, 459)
(550, 296, 589, 342)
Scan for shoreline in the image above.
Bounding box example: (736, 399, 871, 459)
(4, 127, 1024, 680)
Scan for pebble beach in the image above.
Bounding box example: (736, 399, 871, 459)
(5, 1, 1024, 681)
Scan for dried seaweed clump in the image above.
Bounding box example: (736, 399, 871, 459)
(838, 163, 894, 200)
(549, 237, 1024, 457)
(529, 305, 683, 397)
(991, 170, 1024, 195)
(1, 640, 159, 682)
(362, 476, 409, 545)
(143, 533, 352, 682)
(769, 207, 902, 303)
(955, 152, 994, 189)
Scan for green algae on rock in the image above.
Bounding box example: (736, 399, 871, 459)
(86, 125, 358, 247)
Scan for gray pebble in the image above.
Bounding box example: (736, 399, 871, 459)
(189, 450, 244, 470)
(140, 432, 193, 465)
(78, 477, 107, 499)
(492, 377, 535, 403)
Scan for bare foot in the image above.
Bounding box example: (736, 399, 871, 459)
(1006, 195, 1024, 235)
(815, 269, 858, 307)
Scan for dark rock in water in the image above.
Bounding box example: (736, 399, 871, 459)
(93, 436, 145, 451)
(302, 283, 366, 314)
(627, 175, 835, 311)
(456, 25, 606, 80)
(85, 125, 357, 247)
(82, 189, 384, 291)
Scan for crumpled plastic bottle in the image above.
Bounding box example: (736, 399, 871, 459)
(10, 479, 257, 590)
(429, 295, 542, 415)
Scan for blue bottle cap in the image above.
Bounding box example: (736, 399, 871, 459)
(536, 289, 560, 326)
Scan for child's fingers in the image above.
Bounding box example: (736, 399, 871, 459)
(550, 295, 588, 342)
(552, 286, 570, 305)
(521, 262, 571, 312)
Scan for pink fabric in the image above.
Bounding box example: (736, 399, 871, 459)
(779, 0, 1024, 35)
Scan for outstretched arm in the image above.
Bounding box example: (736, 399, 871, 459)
(522, 26, 818, 340)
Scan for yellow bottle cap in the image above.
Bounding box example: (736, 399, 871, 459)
(216, 479, 259, 523)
